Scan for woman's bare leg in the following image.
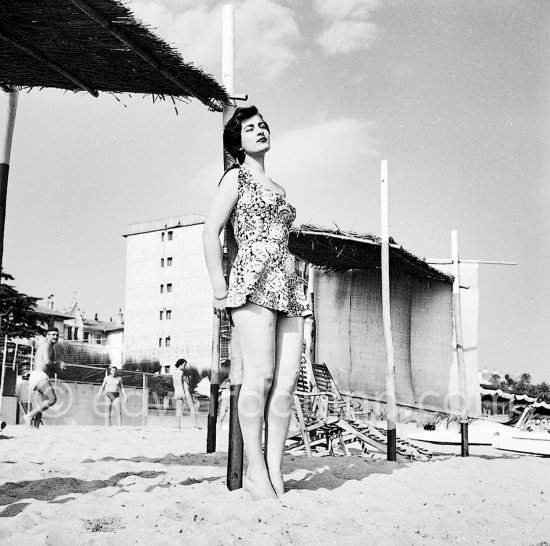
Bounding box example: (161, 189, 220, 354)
(264, 315, 304, 496)
(231, 301, 277, 500)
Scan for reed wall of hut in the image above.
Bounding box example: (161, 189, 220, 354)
(311, 265, 481, 417)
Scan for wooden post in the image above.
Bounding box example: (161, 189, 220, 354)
(27, 345, 34, 413)
(380, 160, 397, 461)
(451, 229, 469, 456)
(207, 3, 236, 455)
(207, 315, 221, 452)
(142, 372, 148, 426)
(220, 3, 244, 491)
(0, 88, 19, 281)
(0, 336, 8, 426)
(306, 264, 316, 367)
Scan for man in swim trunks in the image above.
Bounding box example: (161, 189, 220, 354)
(96, 366, 126, 426)
(24, 327, 67, 427)
(172, 358, 200, 429)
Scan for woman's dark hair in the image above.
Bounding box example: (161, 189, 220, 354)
(223, 105, 270, 164)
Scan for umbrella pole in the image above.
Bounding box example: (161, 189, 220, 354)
(381, 160, 397, 461)
(219, 3, 245, 491)
(0, 88, 19, 280)
(451, 230, 469, 456)
(206, 2, 237, 454)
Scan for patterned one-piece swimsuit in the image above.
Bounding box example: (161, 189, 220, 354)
(225, 164, 311, 317)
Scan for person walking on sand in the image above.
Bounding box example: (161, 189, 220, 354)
(96, 366, 126, 426)
(203, 106, 311, 500)
(172, 358, 200, 429)
(24, 327, 67, 428)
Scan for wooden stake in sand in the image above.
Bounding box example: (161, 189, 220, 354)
(451, 229, 469, 457)
(0, 336, 8, 426)
(380, 160, 397, 461)
(206, 3, 236, 454)
(219, 3, 246, 491)
(207, 4, 246, 490)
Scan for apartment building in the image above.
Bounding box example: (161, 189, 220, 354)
(123, 213, 218, 374)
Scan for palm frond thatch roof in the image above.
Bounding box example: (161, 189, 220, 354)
(289, 224, 452, 283)
(0, 0, 229, 110)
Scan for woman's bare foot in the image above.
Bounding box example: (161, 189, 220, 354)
(267, 472, 285, 497)
(243, 473, 278, 501)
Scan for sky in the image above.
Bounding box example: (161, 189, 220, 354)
(1, 0, 549, 381)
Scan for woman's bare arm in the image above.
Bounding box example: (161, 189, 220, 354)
(202, 170, 239, 302)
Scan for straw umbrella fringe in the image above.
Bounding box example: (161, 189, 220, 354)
(0, 0, 229, 109)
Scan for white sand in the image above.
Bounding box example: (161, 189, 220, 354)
(0, 421, 549, 545)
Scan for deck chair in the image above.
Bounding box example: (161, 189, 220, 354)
(287, 362, 431, 461)
(286, 361, 347, 456)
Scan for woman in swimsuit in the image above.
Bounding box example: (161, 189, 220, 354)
(97, 366, 126, 426)
(203, 106, 310, 500)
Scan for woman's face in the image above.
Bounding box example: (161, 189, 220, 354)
(240, 114, 270, 157)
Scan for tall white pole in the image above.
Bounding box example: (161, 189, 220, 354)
(451, 229, 469, 456)
(222, 4, 234, 96)
(220, 3, 244, 491)
(0, 89, 19, 284)
(381, 160, 397, 460)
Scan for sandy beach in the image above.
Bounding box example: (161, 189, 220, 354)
(0, 420, 549, 546)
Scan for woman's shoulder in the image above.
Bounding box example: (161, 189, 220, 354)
(218, 164, 240, 187)
(271, 179, 286, 197)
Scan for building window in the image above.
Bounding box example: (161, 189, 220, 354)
(160, 284, 164, 293)
(159, 338, 162, 347)
(160, 258, 164, 268)
(161, 232, 165, 242)
(166, 310, 172, 320)
(165, 336, 171, 347)
(166, 283, 172, 293)
(168, 231, 173, 241)
(167, 257, 173, 266)
(159, 310, 163, 320)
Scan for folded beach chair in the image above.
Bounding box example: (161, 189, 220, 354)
(287, 361, 431, 461)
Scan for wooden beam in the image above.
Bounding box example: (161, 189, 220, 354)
(0, 29, 99, 97)
(426, 258, 517, 266)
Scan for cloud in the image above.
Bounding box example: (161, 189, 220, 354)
(269, 117, 379, 231)
(192, 117, 380, 231)
(314, 0, 381, 19)
(314, 0, 381, 56)
(129, 0, 302, 82)
(318, 20, 379, 55)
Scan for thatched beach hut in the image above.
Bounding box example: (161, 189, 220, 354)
(289, 225, 481, 418)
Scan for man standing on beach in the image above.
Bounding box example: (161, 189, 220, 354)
(172, 358, 200, 429)
(24, 327, 66, 428)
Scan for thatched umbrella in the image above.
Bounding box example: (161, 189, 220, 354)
(0, 0, 229, 279)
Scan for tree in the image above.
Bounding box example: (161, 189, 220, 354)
(504, 374, 516, 390)
(0, 271, 47, 338)
(535, 381, 550, 403)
